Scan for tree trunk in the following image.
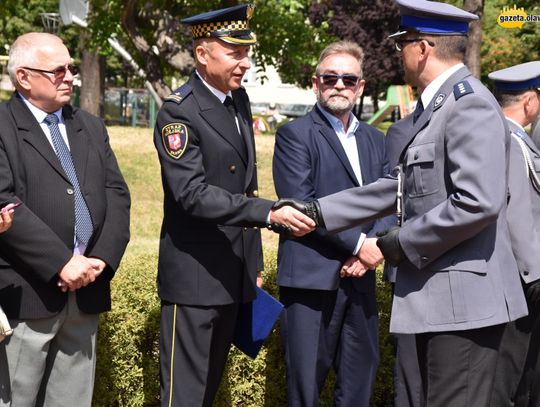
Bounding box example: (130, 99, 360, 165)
(79, 33, 103, 116)
(463, 0, 484, 78)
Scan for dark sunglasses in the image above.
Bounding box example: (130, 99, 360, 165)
(22, 64, 80, 78)
(394, 38, 435, 52)
(318, 73, 360, 88)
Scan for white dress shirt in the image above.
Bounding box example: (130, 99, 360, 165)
(318, 103, 366, 254)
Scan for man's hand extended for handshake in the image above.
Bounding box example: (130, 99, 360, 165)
(376, 227, 407, 267)
(268, 198, 324, 237)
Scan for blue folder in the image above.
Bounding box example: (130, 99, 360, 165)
(233, 286, 284, 359)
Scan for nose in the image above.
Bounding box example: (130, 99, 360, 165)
(239, 55, 251, 70)
(63, 67, 75, 82)
(334, 78, 346, 89)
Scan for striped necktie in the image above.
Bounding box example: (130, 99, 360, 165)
(44, 114, 94, 245)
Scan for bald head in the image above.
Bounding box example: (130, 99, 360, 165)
(7, 32, 65, 86)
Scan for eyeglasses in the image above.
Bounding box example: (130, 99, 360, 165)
(22, 64, 79, 79)
(394, 38, 435, 52)
(318, 74, 361, 88)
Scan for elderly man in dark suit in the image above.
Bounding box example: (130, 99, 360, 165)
(283, 1, 529, 405)
(273, 41, 389, 407)
(153, 5, 315, 407)
(0, 32, 130, 406)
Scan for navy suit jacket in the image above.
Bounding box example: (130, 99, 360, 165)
(273, 104, 390, 292)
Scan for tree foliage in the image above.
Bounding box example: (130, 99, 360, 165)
(0, 0, 80, 58)
(82, 0, 333, 98)
(1, 1, 538, 104)
(251, 0, 335, 88)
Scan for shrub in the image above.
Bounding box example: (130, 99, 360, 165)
(94, 250, 395, 406)
(94, 253, 161, 407)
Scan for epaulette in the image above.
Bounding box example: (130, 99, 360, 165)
(453, 80, 474, 100)
(165, 83, 193, 104)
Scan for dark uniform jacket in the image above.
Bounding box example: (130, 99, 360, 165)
(0, 93, 131, 319)
(154, 71, 273, 306)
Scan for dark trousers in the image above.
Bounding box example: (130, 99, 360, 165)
(280, 279, 379, 407)
(491, 314, 533, 407)
(160, 302, 239, 407)
(416, 324, 505, 407)
(515, 300, 540, 407)
(394, 333, 423, 407)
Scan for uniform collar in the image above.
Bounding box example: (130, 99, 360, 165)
(421, 63, 464, 108)
(195, 70, 232, 103)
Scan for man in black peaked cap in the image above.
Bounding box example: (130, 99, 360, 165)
(153, 4, 315, 407)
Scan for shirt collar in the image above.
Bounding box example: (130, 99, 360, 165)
(195, 70, 232, 103)
(18, 92, 63, 124)
(421, 63, 464, 108)
(317, 102, 359, 135)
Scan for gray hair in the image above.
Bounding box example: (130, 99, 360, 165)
(7, 32, 64, 86)
(315, 41, 364, 78)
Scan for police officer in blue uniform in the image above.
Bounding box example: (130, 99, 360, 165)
(153, 5, 315, 406)
(488, 61, 540, 407)
(287, 1, 529, 405)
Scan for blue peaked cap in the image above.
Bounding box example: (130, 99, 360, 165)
(389, 0, 478, 38)
(489, 61, 540, 91)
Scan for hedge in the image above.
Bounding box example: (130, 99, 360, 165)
(93, 250, 395, 406)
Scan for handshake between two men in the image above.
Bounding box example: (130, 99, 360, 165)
(270, 198, 407, 272)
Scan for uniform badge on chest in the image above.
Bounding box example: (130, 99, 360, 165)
(162, 123, 189, 160)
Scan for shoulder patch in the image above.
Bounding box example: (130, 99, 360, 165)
(161, 123, 189, 160)
(165, 84, 193, 104)
(453, 81, 474, 100)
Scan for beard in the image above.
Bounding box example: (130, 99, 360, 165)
(318, 91, 355, 117)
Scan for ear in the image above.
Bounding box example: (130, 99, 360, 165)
(311, 74, 319, 96)
(418, 40, 431, 60)
(526, 91, 537, 107)
(15, 68, 32, 91)
(194, 43, 209, 67)
(355, 79, 366, 98)
(524, 90, 538, 116)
